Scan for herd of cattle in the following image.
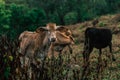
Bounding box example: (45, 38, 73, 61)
(18, 22, 116, 79)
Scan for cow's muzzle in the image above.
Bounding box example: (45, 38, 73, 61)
(51, 38, 56, 42)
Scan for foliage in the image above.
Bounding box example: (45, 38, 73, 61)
(0, 2, 11, 35)
(24, 8, 47, 30)
(98, 21, 106, 27)
(64, 11, 78, 25)
(0, 0, 119, 38)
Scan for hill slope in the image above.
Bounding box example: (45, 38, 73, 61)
(61, 13, 120, 80)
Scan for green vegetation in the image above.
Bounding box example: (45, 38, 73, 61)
(0, 0, 119, 38)
(98, 21, 106, 27)
(1, 11, 120, 80)
(64, 11, 78, 25)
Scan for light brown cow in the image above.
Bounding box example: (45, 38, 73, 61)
(19, 24, 57, 58)
(47, 26, 74, 58)
(19, 23, 58, 79)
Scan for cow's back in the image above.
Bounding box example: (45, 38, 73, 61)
(19, 31, 44, 57)
(85, 27, 112, 48)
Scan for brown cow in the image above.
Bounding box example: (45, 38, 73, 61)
(19, 24, 57, 58)
(47, 26, 74, 58)
(19, 23, 58, 79)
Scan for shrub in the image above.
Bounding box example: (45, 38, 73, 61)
(64, 11, 78, 25)
(47, 12, 61, 24)
(98, 21, 106, 27)
(22, 8, 47, 32)
(0, 2, 11, 35)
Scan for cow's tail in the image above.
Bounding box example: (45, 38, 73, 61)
(83, 28, 90, 62)
(84, 28, 90, 51)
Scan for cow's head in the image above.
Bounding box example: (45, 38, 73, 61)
(56, 26, 74, 44)
(36, 23, 74, 44)
(46, 23, 57, 42)
(36, 23, 57, 43)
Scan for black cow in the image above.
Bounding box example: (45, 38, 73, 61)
(83, 27, 115, 65)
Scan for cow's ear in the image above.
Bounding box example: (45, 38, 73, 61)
(36, 27, 48, 33)
(56, 26, 68, 32)
(56, 26, 72, 36)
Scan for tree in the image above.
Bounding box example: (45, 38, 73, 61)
(0, 1, 11, 35)
(64, 11, 78, 25)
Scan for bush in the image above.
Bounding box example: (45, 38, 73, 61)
(8, 4, 47, 38)
(47, 12, 61, 24)
(23, 8, 47, 31)
(0, 2, 11, 35)
(79, 5, 96, 21)
(98, 21, 106, 27)
(64, 11, 78, 25)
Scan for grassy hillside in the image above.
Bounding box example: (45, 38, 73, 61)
(1, 13, 120, 80)
(61, 13, 120, 80)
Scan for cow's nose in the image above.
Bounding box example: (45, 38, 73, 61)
(51, 38, 56, 42)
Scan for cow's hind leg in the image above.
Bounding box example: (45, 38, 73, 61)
(97, 49, 102, 79)
(58, 50, 63, 65)
(83, 46, 93, 67)
(109, 42, 116, 61)
(68, 45, 72, 54)
(83, 38, 93, 66)
(98, 49, 102, 62)
(85, 47, 93, 64)
(81, 47, 93, 80)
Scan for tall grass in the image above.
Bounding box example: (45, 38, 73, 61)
(0, 35, 119, 80)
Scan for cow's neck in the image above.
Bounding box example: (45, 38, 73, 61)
(39, 32, 51, 59)
(41, 32, 51, 51)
